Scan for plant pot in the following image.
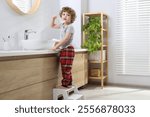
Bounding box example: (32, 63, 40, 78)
(89, 50, 106, 61)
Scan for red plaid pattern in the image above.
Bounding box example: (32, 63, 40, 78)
(59, 45, 75, 87)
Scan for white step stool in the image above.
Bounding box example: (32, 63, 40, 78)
(53, 85, 85, 100)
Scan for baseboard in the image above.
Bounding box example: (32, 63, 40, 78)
(107, 82, 150, 90)
(87, 79, 150, 89)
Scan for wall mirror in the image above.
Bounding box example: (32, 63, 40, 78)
(6, 0, 41, 15)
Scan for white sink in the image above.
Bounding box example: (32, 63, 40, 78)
(21, 39, 49, 50)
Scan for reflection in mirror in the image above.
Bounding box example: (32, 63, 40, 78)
(6, 0, 41, 15)
(12, 0, 35, 13)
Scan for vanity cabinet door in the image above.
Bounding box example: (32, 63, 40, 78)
(0, 56, 58, 100)
(72, 53, 88, 87)
(56, 52, 88, 88)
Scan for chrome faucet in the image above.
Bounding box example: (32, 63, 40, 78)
(24, 29, 36, 40)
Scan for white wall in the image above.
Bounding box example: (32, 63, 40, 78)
(89, 0, 150, 87)
(0, 0, 59, 49)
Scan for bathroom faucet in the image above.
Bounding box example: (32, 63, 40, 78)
(24, 29, 36, 40)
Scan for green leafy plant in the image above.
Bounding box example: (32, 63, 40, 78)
(82, 16, 101, 53)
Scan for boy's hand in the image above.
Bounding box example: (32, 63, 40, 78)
(51, 16, 60, 29)
(52, 16, 57, 20)
(51, 46, 57, 51)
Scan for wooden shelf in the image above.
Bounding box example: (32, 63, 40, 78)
(89, 75, 108, 80)
(103, 29, 107, 32)
(84, 12, 107, 16)
(82, 12, 108, 88)
(89, 60, 107, 64)
(102, 45, 108, 47)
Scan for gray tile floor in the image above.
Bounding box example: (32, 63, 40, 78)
(79, 84, 150, 100)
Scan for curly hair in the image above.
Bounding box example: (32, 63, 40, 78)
(59, 7, 76, 23)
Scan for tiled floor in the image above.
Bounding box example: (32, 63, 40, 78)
(79, 84, 150, 100)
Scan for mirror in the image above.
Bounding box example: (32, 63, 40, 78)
(6, 0, 41, 15)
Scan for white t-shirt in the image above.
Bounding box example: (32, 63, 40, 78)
(59, 23, 74, 48)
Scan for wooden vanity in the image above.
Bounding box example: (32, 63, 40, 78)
(0, 49, 88, 99)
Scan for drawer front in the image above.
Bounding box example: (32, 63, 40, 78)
(0, 57, 58, 94)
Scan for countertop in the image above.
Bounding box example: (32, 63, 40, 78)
(0, 49, 88, 57)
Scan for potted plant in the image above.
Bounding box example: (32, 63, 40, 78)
(82, 16, 101, 53)
(82, 16, 105, 61)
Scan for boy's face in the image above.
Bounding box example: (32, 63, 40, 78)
(61, 11, 71, 24)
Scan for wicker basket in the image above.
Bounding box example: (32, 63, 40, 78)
(90, 69, 101, 77)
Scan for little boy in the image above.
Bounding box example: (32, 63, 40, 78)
(51, 7, 76, 87)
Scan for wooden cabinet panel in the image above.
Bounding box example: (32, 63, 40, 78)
(73, 53, 88, 87)
(0, 79, 57, 100)
(0, 57, 58, 95)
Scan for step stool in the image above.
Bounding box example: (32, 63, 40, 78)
(53, 85, 85, 100)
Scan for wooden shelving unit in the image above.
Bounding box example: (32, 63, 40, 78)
(82, 12, 108, 88)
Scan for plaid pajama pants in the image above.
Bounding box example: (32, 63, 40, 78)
(59, 45, 75, 87)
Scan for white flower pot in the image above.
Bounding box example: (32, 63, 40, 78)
(89, 50, 106, 61)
